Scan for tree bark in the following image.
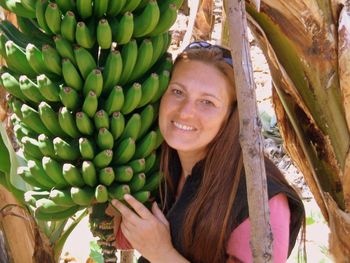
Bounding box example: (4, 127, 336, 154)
(225, 1, 272, 262)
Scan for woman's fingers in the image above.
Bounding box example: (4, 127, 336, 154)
(152, 202, 169, 226)
(123, 194, 152, 219)
(111, 198, 140, 224)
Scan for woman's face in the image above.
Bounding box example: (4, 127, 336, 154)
(159, 59, 232, 157)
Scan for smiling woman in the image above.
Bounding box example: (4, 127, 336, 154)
(111, 42, 305, 263)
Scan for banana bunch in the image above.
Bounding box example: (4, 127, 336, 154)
(1, 0, 182, 260)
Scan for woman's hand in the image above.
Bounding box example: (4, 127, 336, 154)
(111, 194, 174, 262)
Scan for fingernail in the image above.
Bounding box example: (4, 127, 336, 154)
(112, 200, 119, 206)
(124, 194, 132, 200)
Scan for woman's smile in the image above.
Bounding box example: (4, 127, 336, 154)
(172, 121, 196, 131)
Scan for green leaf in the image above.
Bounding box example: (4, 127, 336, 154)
(89, 240, 104, 263)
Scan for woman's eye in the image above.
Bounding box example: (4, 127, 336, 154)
(201, 99, 214, 106)
(172, 89, 183, 96)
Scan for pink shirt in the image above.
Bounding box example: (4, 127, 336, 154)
(226, 193, 290, 263)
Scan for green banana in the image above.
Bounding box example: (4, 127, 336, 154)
(76, 0, 92, 19)
(58, 107, 80, 138)
(149, 3, 177, 36)
(134, 0, 148, 11)
(137, 73, 159, 108)
(35, 0, 51, 34)
(129, 173, 146, 192)
(93, 149, 113, 168)
(112, 12, 133, 45)
(21, 136, 43, 160)
(113, 137, 135, 165)
(103, 86, 124, 115)
(83, 69, 103, 97)
(138, 104, 155, 139)
(49, 189, 75, 206)
(5, 40, 36, 76)
(119, 39, 137, 85)
(16, 0, 35, 12)
(132, 0, 160, 38)
(110, 112, 125, 140)
(150, 33, 165, 67)
(94, 110, 109, 129)
(120, 113, 141, 140)
(45, 2, 61, 34)
(63, 163, 85, 187)
(108, 183, 130, 200)
(158, 53, 173, 72)
(114, 165, 133, 182)
(21, 104, 52, 135)
(97, 19, 112, 49)
(133, 190, 150, 203)
(71, 186, 94, 206)
(151, 69, 170, 103)
(36, 198, 75, 213)
(28, 159, 56, 188)
(76, 111, 94, 135)
(25, 43, 49, 75)
(93, 0, 108, 18)
(19, 75, 44, 103)
(16, 17, 53, 45)
(0, 72, 27, 101)
(99, 167, 115, 186)
(81, 160, 97, 187)
(0, 0, 36, 18)
(106, 0, 126, 16)
(24, 190, 50, 206)
(8, 97, 23, 119)
(37, 134, 56, 158)
(120, 0, 141, 13)
(0, 20, 29, 49)
(146, 151, 160, 174)
(59, 86, 80, 111)
(128, 158, 146, 173)
(62, 58, 83, 91)
(13, 124, 35, 142)
(35, 205, 80, 221)
(134, 130, 157, 159)
(42, 156, 69, 187)
(53, 137, 80, 161)
(79, 138, 96, 160)
(37, 74, 60, 102)
(102, 50, 123, 94)
(56, 0, 75, 13)
(82, 91, 98, 118)
(160, 0, 184, 10)
(42, 44, 62, 75)
(121, 83, 142, 115)
(18, 166, 47, 188)
(74, 45, 97, 79)
(75, 21, 95, 49)
(128, 39, 153, 82)
(54, 35, 76, 64)
(61, 11, 77, 42)
(97, 128, 114, 150)
(154, 126, 164, 149)
(38, 101, 67, 137)
(95, 184, 108, 203)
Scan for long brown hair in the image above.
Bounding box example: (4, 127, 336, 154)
(159, 47, 304, 263)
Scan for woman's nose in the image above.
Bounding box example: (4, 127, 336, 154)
(178, 100, 195, 118)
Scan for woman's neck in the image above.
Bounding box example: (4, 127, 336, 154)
(177, 150, 205, 177)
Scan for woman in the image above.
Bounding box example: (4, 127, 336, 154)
(111, 42, 305, 263)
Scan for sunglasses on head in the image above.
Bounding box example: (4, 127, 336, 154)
(184, 41, 233, 66)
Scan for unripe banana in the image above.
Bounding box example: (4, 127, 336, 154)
(8, 97, 23, 119)
(108, 184, 130, 200)
(99, 167, 115, 186)
(114, 166, 133, 182)
(79, 138, 96, 160)
(97, 19, 112, 49)
(37, 74, 60, 102)
(95, 184, 108, 203)
(81, 91, 98, 118)
(129, 39, 153, 82)
(151, 70, 170, 103)
(63, 163, 85, 187)
(112, 12, 133, 45)
(121, 83, 142, 115)
(76, 21, 95, 49)
(21, 0, 36, 13)
(56, 0, 75, 13)
(128, 158, 146, 173)
(121, 0, 141, 13)
(62, 58, 83, 91)
(154, 126, 164, 149)
(58, 107, 80, 138)
(150, 33, 165, 67)
(138, 73, 159, 108)
(0, 0, 35, 19)
(71, 186, 94, 206)
(0, 72, 27, 101)
(83, 69, 103, 97)
(158, 53, 173, 72)
(21, 104, 52, 135)
(35, 0, 52, 34)
(93, 149, 113, 168)
(42, 156, 69, 187)
(13, 124, 35, 142)
(103, 86, 124, 115)
(107, 0, 126, 16)
(42, 44, 62, 75)
(49, 189, 75, 207)
(93, 0, 109, 18)
(76, 111, 94, 135)
(110, 112, 125, 140)
(24, 190, 50, 206)
(59, 86, 80, 111)
(37, 134, 56, 158)
(28, 159, 56, 188)
(133, 190, 150, 203)
(113, 137, 135, 165)
(45, 3, 61, 34)
(161, 0, 184, 10)
(149, 3, 177, 36)
(138, 104, 155, 139)
(53, 137, 80, 161)
(74, 45, 97, 79)
(25, 43, 49, 75)
(129, 173, 146, 192)
(19, 75, 44, 103)
(54, 35, 76, 64)
(76, 0, 92, 19)
(134, 130, 157, 159)
(102, 50, 123, 94)
(35, 205, 80, 221)
(18, 166, 47, 188)
(120, 113, 141, 140)
(132, 0, 160, 38)
(21, 136, 43, 160)
(97, 128, 114, 150)
(61, 11, 77, 43)
(119, 39, 138, 85)
(94, 110, 109, 129)
(36, 198, 74, 213)
(5, 40, 36, 76)
(82, 160, 97, 187)
(38, 101, 66, 137)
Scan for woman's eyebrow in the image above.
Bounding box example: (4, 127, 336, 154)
(170, 82, 222, 102)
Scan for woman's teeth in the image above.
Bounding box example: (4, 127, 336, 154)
(173, 121, 195, 131)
